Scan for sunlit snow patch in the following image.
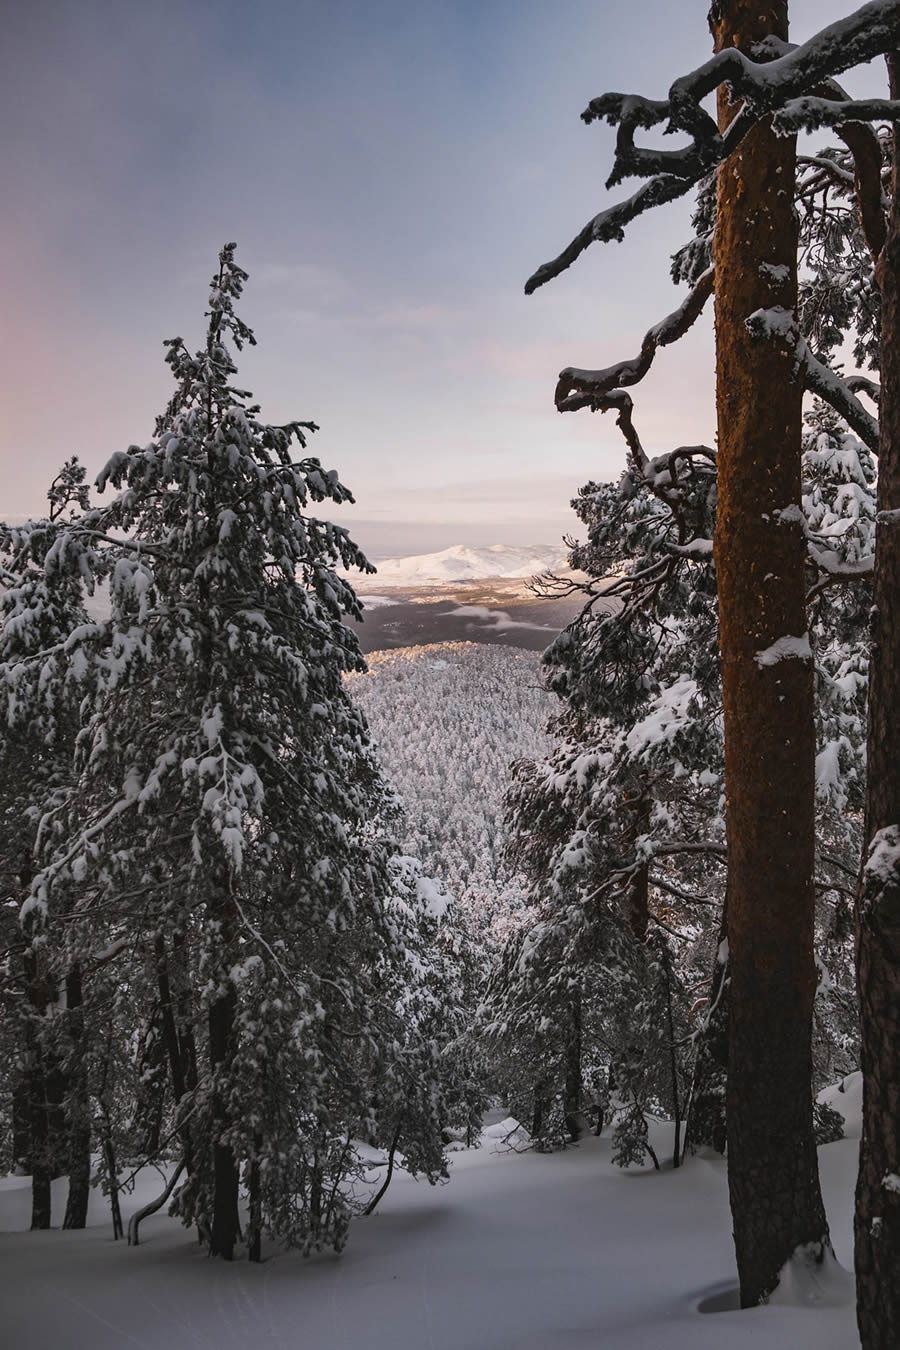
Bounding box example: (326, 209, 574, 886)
(360, 594, 399, 610)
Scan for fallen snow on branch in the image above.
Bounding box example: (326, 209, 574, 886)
(863, 824, 900, 884)
(754, 634, 813, 667)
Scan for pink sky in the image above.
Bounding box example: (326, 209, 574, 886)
(0, 0, 882, 556)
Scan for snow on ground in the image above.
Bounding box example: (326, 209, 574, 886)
(818, 1070, 862, 1139)
(0, 1118, 861, 1350)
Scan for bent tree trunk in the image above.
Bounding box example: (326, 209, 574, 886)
(711, 0, 829, 1306)
(855, 50, 900, 1350)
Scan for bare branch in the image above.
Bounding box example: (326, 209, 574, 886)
(649, 840, 727, 860)
(649, 873, 720, 906)
(806, 543, 873, 600)
(802, 348, 881, 451)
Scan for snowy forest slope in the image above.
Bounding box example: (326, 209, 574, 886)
(347, 643, 555, 941)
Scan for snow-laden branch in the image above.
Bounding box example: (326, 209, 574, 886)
(845, 374, 882, 404)
(806, 543, 874, 599)
(774, 96, 900, 136)
(744, 306, 881, 451)
(803, 348, 881, 451)
(525, 0, 899, 294)
(797, 153, 858, 189)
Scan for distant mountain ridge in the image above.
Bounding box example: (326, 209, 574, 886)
(358, 543, 568, 586)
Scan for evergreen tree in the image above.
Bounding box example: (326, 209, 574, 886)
(0, 460, 95, 1230)
(6, 245, 449, 1259)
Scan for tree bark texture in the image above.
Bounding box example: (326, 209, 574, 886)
(854, 51, 900, 1350)
(710, 0, 830, 1307)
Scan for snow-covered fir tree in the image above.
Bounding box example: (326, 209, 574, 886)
(0, 247, 454, 1258)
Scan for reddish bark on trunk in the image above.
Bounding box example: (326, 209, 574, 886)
(710, 0, 830, 1307)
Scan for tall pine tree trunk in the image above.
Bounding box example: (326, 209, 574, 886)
(854, 50, 900, 1350)
(710, 0, 829, 1306)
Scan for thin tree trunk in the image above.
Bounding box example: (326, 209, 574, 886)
(531, 1089, 545, 1142)
(684, 892, 729, 1157)
(155, 935, 187, 1104)
(128, 1160, 185, 1247)
(622, 788, 651, 942)
(247, 1141, 262, 1263)
(154, 933, 195, 1176)
(62, 962, 91, 1230)
(208, 899, 239, 1260)
(564, 988, 583, 1139)
(28, 1061, 52, 1231)
(659, 941, 681, 1168)
(711, 0, 829, 1307)
(97, 1033, 123, 1240)
(364, 1120, 403, 1217)
(854, 50, 900, 1350)
(23, 939, 51, 1230)
(102, 1133, 124, 1241)
(12, 1076, 31, 1173)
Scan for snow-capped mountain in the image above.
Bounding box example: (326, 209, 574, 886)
(359, 543, 568, 586)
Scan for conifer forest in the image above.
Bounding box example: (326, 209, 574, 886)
(2, 2, 900, 1348)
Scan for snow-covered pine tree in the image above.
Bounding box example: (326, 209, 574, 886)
(0, 461, 96, 1231)
(484, 448, 721, 1157)
(13, 245, 448, 1259)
